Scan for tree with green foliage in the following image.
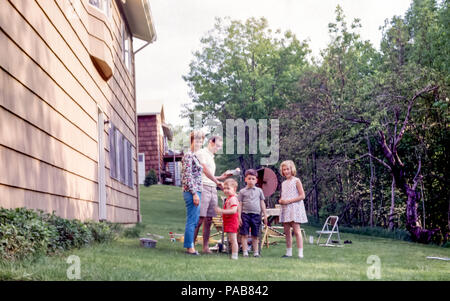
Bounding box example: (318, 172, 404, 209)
(183, 17, 310, 172)
(144, 169, 158, 187)
(278, 3, 448, 243)
(278, 5, 380, 223)
(182, 2, 449, 244)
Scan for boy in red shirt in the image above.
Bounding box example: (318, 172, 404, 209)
(215, 178, 239, 260)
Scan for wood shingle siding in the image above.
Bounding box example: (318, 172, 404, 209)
(3, 0, 136, 142)
(0, 184, 99, 221)
(0, 107, 98, 182)
(137, 112, 167, 183)
(0, 0, 147, 223)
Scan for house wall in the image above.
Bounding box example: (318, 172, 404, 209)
(0, 0, 139, 223)
(137, 115, 164, 178)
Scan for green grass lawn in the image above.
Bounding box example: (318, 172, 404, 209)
(1, 184, 449, 280)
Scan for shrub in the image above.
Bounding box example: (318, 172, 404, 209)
(41, 212, 93, 251)
(0, 224, 33, 261)
(307, 215, 412, 242)
(144, 169, 158, 187)
(0, 208, 56, 260)
(85, 221, 121, 243)
(339, 226, 412, 242)
(122, 223, 145, 238)
(0, 207, 121, 261)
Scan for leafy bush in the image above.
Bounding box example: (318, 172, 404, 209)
(339, 226, 412, 242)
(85, 221, 121, 243)
(0, 224, 35, 261)
(144, 169, 158, 187)
(122, 223, 145, 238)
(42, 213, 93, 251)
(307, 215, 412, 242)
(0, 207, 120, 261)
(0, 208, 56, 260)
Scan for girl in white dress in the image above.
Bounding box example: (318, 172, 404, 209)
(279, 160, 307, 258)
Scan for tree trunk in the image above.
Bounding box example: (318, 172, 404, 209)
(367, 135, 375, 227)
(393, 164, 436, 242)
(420, 180, 426, 228)
(348, 202, 359, 225)
(378, 184, 385, 227)
(404, 184, 420, 231)
(360, 199, 366, 226)
(238, 155, 246, 190)
(312, 152, 319, 221)
(338, 172, 345, 222)
(377, 130, 437, 243)
(311, 152, 315, 218)
(249, 154, 255, 169)
(305, 156, 311, 215)
(378, 192, 383, 227)
(339, 202, 352, 225)
(388, 176, 395, 230)
(448, 200, 450, 235)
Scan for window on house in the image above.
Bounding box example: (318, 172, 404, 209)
(109, 123, 134, 188)
(89, 0, 111, 18)
(122, 22, 132, 74)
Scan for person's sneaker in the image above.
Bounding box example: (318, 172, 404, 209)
(282, 255, 292, 258)
(243, 254, 249, 257)
(253, 254, 260, 258)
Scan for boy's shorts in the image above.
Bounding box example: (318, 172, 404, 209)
(240, 213, 261, 237)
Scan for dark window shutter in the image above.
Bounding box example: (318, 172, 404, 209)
(115, 128, 121, 182)
(123, 136, 128, 185)
(120, 133, 126, 184)
(128, 141, 133, 187)
(109, 124, 116, 179)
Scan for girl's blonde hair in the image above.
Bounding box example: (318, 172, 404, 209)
(280, 160, 297, 177)
(224, 178, 238, 191)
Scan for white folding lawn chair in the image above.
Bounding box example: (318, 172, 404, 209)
(316, 216, 342, 247)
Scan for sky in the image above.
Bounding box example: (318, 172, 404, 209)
(134, 0, 413, 127)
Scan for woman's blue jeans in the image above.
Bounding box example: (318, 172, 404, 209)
(183, 191, 201, 249)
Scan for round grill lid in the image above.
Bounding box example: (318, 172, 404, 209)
(256, 167, 278, 198)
